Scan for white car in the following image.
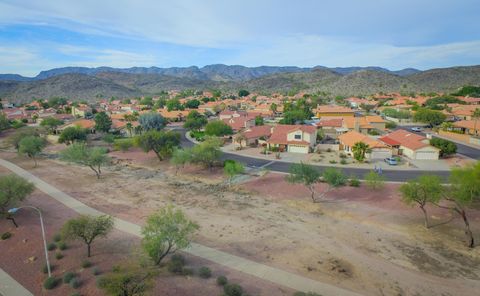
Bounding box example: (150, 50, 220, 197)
(411, 127, 423, 132)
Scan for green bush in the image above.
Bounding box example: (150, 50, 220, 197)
(57, 241, 67, 250)
(63, 272, 76, 284)
(385, 121, 397, 129)
(55, 252, 63, 260)
(1, 232, 12, 240)
(167, 259, 184, 274)
(198, 266, 212, 278)
(92, 267, 101, 276)
(329, 160, 337, 164)
(217, 275, 228, 286)
(224, 283, 243, 296)
(349, 177, 360, 187)
(339, 153, 347, 159)
(81, 260, 92, 268)
(70, 278, 81, 289)
(111, 265, 120, 272)
(171, 254, 185, 265)
(113, 138, 134, 152)
(340, 159, 347, 165)
(103, 134, 115, 144)
(42, 263, 54, 274)
(47, 242, 57, 251)
(43, 277, 59, 290)
(52, 233, 62, 242)
(293, 292, 322, 296)
(182, 267, 194, 276)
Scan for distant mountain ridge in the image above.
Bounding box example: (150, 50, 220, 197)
(1, 64, 479, 103)
(0, 64, 420, 82)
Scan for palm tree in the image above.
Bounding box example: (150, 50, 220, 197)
(126, 122, 133, 137)
(472, 108, 480, 136)
(352, 142, 370, 162)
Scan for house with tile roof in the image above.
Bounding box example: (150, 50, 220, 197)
(316, 105, 355, 117)
(238, 125, 273, 147)
(379, 130, 439, 160)
(267, 124, 317, 153)
(337, 130, 391, 159)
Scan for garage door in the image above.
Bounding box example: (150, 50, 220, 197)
(370, 150, 392, 159)
(288, 145, 309, 153)
(415, 151, 438, 160)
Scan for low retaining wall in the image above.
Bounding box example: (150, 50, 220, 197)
(315, 144, 339, 151)
(438, 130, 471, 143)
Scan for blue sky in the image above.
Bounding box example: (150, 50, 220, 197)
(0, 0, 479, 76)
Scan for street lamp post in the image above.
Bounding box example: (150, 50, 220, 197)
(8, 206, 51, 277)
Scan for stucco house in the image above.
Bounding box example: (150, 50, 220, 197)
(337, 130, 392, 159)
(267, 124, 317, 153)
(379, 130, 440, 160)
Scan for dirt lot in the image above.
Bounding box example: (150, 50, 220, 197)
(1, 146, 480, 296)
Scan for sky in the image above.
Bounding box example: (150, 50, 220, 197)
(0, 0, 479, 76)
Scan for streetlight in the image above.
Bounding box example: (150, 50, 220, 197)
(8, 206, 51, 277)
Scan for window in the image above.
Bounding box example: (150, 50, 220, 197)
(294, 134, 301, 140)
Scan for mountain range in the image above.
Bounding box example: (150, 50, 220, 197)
(1, 64, 479, 103)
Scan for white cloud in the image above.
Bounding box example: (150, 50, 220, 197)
(227, 35, 480, 70)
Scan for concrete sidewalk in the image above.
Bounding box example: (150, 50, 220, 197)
(0, 268, 33, 296)
(0, 158, 362, 296)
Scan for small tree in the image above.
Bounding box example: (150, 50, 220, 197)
(8, 127, 40, 151)
(58, 126, 87, 145)
(40, 117, 63, 134)
(94, 112, 112, 133)
(183, 111, 207, 132)
(18, 136, 46, 167)
(0, 112, 10, 132)
(238, 89, 250, 97)
(234, 133, 247, 149)
(170, 148, 192, 175)
(286, 163, 321, 202)
(142, 205, 198, 265)
(61, 215, 114, 257)
(97, 263, 155, 296)
(205, 120, 233, 137)
(352, 142, 369, 162)
(60, 143, 110, 179)
(320, 167, 347, 198)
(138, 113, 166, 131)
(190, 137, 223, 169)
(430, 138, 457, 157)
(0, 175, 34, 226)
(365, 171, 385, 190)
(135, 130, 181, 161)
(441, 163, 480, 248)
(224, 160, 245, 186)
(255, 116, 264, 126)
(400, 175, 443, 228)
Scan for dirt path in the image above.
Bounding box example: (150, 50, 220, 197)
(0, 158, 362, 296)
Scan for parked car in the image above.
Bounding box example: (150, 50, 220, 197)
(384, 157, 398, 165)
(411, 127, 423, 132)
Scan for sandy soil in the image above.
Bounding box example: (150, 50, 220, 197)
(1, 149, 480, 296)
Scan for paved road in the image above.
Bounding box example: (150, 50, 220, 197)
(175, 127, 451, 182)
(0, 158, 362, 296)
(0, 268, 33, 296)
(396, 126, 480, 160)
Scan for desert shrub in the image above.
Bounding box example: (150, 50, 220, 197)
(198, 266, 212, 278)
(63, 272, 76, 284)
(349, 176, 360, 187)
(96, 276, 107, 287)
(182, 267, 194, 276)
(217, 275, 228, 286)
(293, 292, 322, 296)
(171, 254, 185, 265)
(43, 277, 59, 290)
(385, 121, 397, 129)
(339, 153, 347, 159)
(113, 138, 134, 152)
(58, 241, 67, 250)
(81, 260, 92, 268)
(43, 263, 54, 274)
(103, 134, 115, 144)
(111, 265, 121, 272)
(55, 252, 64, 260)
(329, 160, 337, 164)
(326, 148, 332, 152)
(52, 233, 62, 242)
(224, 283, 243, 296)
(167, 259, 185, 274)
(92, 267, 101, 276)
(70, 278, 81, 289)
(340, 159, 347, 165)
(1, 232, 12, 240)
(47, 242, 57, 251)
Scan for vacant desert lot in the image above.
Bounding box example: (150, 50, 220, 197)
(1, 148, 480, 296)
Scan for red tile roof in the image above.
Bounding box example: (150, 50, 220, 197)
(379, 129, 428, 150)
